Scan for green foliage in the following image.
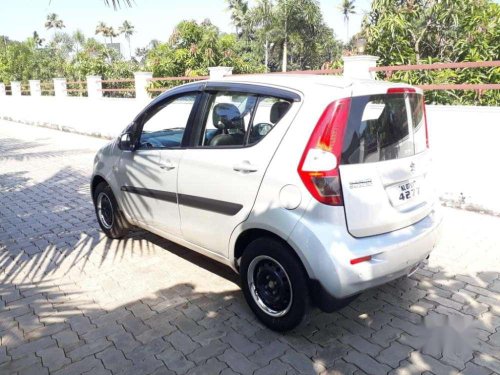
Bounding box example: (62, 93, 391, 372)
(145, 19, 265, 88)
(1, 2, 498, 105)
(363, 0, 500, 105)
(242, 0, 342, 71)
(68, 39, 123, 79)
(0, 32, 137, 98)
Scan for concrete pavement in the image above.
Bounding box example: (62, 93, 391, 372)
(0, 120, 499, 375)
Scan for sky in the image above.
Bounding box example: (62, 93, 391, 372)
(0, 0, 372, 56)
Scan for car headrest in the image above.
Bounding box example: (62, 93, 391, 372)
(270, 101, 291, 124)
(213, 103, 243, 130)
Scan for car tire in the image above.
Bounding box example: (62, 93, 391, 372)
(240, 237, 309, 332)
(93, 181, 128, 239)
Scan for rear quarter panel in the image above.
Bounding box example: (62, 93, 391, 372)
(229, 85, 350, 272)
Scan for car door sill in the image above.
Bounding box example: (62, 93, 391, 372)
(133, 220, 236, 271)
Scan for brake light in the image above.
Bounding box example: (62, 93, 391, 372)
(422, 97, 429, 148)
(387, 87, 416, 94)
(298, 98, 351, 206)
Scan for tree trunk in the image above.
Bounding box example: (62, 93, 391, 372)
(282, 39, 287, 72)
(282, 9, 288, 72)
(264, 38, 269, 72)
(128, 38, 132, 59)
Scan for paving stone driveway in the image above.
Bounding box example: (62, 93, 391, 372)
(0, 120, 499, 375)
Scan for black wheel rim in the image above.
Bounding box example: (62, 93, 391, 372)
(97, 192, 114, 230)
(247, 255, 293, 317)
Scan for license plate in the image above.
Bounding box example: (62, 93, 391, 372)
(389, 179, 421, 206)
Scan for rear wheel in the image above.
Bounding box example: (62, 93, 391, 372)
(93, 182, 128, 239)
(240, 237, 309, 331)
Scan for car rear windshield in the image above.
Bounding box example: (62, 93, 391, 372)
(341, 93, 425, 165)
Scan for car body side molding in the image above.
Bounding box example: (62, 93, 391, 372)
(121, 186, 242, 216)
(121, 186, 177, 203)
(178, 193, 243, 216)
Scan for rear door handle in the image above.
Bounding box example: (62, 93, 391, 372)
(233, 161, 258, 173)
(160, 161, 175, 171)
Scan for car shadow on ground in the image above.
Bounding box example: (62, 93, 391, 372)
(1, 137, 499, 374)
(1, 269, 499, 374)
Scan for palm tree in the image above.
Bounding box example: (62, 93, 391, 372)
(338, 0, 355, 42)
(45, 13, 65, 37)
(134, 47, 148, 63)
(103, 0, 134, 9)
(149, 39, 160, 49)
(275, 0, 321, 72)
(73, 29, 86, 54)
(95, 22, 109, 44)
(51, 32, 75, 58)
(119, 20, 135, 59)
(227, 0, 249, 37)
(104, 26, 119, 44)
(251, 0, 275, 72)
(32, 31, 45, 48)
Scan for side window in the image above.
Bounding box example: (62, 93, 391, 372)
(198, 92, 291, 147)
(138, 94, 197, 149)
(409, 94, 426, 154)
(248, 97, 291, 145)
(199, 92, 258, 147)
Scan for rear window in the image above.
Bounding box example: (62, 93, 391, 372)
(341, 93, 425, 165)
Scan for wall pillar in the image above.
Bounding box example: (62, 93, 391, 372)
(134, 72, 153, 101)
(11, 81, 22, 96)
(208, 67, 233, 80)
(342, 55, 378, 80)
(86, 75, 102, 98)
(53, 78, 67, 97)
(29, 80, 42, 97)
(0, 83, 5, 96)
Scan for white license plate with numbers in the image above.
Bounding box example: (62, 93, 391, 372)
(388, 179, 421, 207)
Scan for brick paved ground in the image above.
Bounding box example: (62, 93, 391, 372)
(0, 120, 499, 375)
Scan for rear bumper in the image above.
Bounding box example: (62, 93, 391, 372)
(289, 204, 443, 299)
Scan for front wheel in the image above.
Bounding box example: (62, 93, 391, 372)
(93, 182, 129, 239)
(240, 237, 309, 331)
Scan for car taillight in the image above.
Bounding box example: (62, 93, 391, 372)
(298, 98, 351, 206)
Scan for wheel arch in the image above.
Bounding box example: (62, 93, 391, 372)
(233, 227, 348, 313)
(90, 174, 107, 202)
(233, 228, 313, 279)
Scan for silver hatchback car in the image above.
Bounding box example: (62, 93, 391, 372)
(91, 75, 442, 331)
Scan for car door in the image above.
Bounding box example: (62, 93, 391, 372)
(117, 92, 200, 237)
(177, 84, 298, 257)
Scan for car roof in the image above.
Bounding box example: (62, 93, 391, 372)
(197, 73, 418, 96)
(159, 74, 420, 106)
(219, 74, 354, 89)
(221, 73, 413, 89)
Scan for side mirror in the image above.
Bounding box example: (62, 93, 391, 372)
(119, 133, 135, 151)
